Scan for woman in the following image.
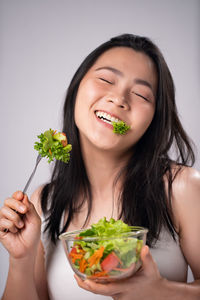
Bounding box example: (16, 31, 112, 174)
(0, 34, 200, 300)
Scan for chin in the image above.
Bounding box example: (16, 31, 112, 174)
(92, 140, 118, 151)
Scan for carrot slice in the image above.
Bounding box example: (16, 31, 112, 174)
(88, 246, 105, 267)
(79, 258, 88, 273)
(69, 252, 83, 263)
(89, 271, 109, 277)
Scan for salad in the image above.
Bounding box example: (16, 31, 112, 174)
(112, 121, 130, 135)
(34, 129, 72, 163)
(68, 217, 144, 278)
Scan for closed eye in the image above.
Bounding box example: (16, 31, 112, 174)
(134, 92, 150, 102)
(99, 77, 113, 84)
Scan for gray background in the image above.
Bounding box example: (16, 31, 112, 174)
(0, 0, 199, 295)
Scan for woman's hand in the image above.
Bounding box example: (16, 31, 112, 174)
(75, 245, 165, 300)
(0, 191, 41, 259)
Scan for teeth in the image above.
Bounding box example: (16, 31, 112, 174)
(95, 111, 120, 124)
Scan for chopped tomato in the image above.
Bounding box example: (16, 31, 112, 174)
(101, 252, 121, 272)
(75, 236, 83, 240)
(70, 246, 77, 254)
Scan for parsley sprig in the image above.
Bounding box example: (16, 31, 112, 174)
(112, 121, 130, 135)
(34, 129, 72, 163)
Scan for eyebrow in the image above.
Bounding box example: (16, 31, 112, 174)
(133, 78, 154, 93)
(95, 66, 154, 94)
(95, 66, 123, 76)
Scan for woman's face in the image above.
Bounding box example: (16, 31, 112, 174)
(74, 46, 157, 156)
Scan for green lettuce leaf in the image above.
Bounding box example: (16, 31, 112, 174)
(34, 128, 72, 163)
(74, 218, 144, 269)
(112, 121, 130, 135)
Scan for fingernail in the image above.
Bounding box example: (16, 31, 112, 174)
(19, 205, 26, 212)
(17, 191, 23, 197)
(18, 221, 24, 227)
(14, 227, 18, 233)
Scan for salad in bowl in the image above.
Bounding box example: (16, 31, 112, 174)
(59, 217, 148, 282)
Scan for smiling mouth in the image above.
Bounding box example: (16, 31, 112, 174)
(95, 111, 121, 125)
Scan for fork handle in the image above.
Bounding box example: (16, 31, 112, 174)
(3, 154, 42, 232)
(23, 154, 42, 194)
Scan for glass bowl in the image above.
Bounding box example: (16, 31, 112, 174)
(59, 226, 148, 283)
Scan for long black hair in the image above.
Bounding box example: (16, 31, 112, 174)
(41, 34, 195, 246)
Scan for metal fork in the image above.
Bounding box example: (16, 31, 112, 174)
(23, 154, 42, 194)
(4, 154, 42, 232)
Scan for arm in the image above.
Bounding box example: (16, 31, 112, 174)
(0, 190, 49, 300)
(32, 188, 50, 300)
(34, 241, 50, 300)
(2, 256, 40, 300)
(150, 166, 200, 299)
(170, 167, 200, 287)
(31, 186, 49, 300)
(74, 167, 200, 299)
(3, 241, 49, 300)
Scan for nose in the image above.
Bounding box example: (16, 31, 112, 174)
(107, 95, 129, 110)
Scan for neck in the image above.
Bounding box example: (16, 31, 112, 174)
(80, 140, 131, 201)
(68, 137, 132, 229)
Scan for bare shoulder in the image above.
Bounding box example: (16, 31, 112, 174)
(30, 185, 44, 217)
(170, 165, 200, 233)
(171, 165, 200, 197)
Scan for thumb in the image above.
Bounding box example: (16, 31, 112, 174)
(140, 245, 158, 276)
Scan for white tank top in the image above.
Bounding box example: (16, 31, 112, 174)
(41, 214, 187, 300)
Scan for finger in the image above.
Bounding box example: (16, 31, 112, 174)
(0, 218, 18, 234)
(74, 274, 123, 296)
(74, 275, 105, 295)
(140, 245, 159, 276)
(74, 275, 91, 290)
(12, 190, 24, 200)
(22, 194, 31, 211)
(4, 198, 27, 214)
(0, 206, 24, 229)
